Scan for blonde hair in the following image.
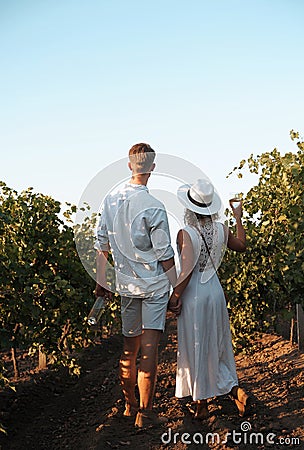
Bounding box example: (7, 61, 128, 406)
(129, 143, 155, 174)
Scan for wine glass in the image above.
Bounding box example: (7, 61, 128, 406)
(229, 193, 243, 209)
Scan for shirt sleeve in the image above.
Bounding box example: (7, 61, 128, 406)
(94, 207, 110, 252)
(150, 206, 175, 262)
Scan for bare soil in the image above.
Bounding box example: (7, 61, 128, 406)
(0, 315, 303, 450)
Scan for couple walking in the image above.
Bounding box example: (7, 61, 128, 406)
(95, 143, 248, 428)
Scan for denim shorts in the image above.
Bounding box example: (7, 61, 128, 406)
(120, 293, 169, 337)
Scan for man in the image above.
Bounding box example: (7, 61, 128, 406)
(95, 143, 176, 428)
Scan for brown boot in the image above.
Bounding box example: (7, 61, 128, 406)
(194, 399, 208, 419)
(230, 386, 249, 417)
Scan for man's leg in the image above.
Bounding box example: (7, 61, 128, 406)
(119, 335, 141, 411)
(137, 329, 161, 410)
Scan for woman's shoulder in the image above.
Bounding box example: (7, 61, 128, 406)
(215, 220, 228, 234)
(180, 224, 200, 235)
(178, 225, 201, 244)
(177, 226, 201, 260)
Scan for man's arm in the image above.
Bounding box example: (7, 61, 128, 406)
(160, 257, 177, 288)
(168, 229, 194, 315)
(150, 206, 176, 286)
(94, 206, 112, 298)
(95, 250, 112, 298)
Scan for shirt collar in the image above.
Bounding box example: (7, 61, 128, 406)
(126, 182, 148, 192)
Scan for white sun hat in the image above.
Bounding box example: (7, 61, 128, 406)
(177, 177, 222, 215)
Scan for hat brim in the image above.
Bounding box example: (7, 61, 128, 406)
(177, 184, 222, 215)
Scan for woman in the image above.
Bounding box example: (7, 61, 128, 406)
(169, 177, 249, 418)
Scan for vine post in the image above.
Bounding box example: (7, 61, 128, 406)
(296, 304, 304, 351)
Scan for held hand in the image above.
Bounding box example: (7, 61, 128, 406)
(168, 295, 182, 316)
(95, 283, 113, 300)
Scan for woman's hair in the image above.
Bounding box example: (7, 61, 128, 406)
(184, 208, 218, 228)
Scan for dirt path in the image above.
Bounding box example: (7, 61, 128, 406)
(0, 315, 303, 450)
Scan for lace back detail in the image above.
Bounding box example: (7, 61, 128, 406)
(198, 221, 219, 273)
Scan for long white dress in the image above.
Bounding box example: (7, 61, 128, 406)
(175, 221, 238, 401)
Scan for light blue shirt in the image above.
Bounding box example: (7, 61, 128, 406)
(95, 183, 174, 297)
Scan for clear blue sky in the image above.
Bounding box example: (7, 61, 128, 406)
(1, 0, 303, 211)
